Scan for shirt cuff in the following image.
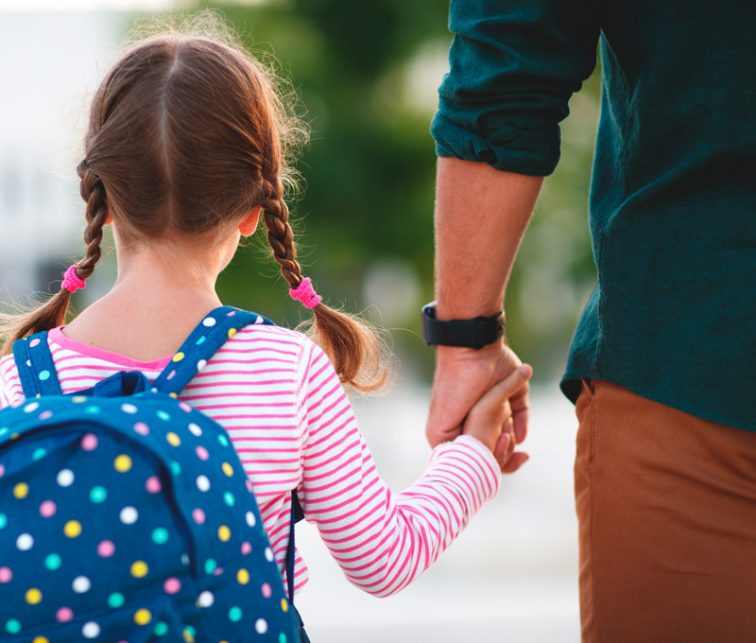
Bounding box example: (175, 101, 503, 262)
(430, 434, 502, 508)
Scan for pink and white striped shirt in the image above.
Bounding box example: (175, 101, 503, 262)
(0, 322, 501, 597)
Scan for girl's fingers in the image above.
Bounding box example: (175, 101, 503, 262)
(470, 364, 533, 423)
(493, 432, 511, 465)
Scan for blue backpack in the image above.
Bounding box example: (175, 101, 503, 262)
(0, 306, 304, 642)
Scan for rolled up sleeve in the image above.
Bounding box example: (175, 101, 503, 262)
(431, 1, 601, 176)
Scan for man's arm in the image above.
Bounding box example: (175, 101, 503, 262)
(427, 158, 541, 471)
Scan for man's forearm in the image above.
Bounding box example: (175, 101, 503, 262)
(434, 157, 543, 320)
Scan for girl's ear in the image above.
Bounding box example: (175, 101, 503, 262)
(239, 206, 261, 237)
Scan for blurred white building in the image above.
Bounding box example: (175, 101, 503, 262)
(0, 11, 119, 300)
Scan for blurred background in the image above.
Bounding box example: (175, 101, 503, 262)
(0, 1, 601, 640)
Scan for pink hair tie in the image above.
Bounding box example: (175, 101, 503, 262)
(289, 277, 322, 310)
(61, 264, 86, 294)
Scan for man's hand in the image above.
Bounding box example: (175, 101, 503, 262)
(427, 340, 531, 472)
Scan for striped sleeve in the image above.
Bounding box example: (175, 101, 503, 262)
(0, 356, 21, 410)
(296, 340, 502, 597)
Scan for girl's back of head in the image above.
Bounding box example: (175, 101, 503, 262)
(1, 13, 386, 391)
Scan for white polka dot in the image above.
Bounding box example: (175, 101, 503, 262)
(264, 547, 274, 562)
(255, 619, 268, 635)
(202, 317, 216, 327)
(23, 402, 39, 413)
(254, 316, 264, 324)
(181, 553, 190, 566)
(245, 511, 256, 527)
(82, 622, 100, 638)
(197, 590, 214, 607)
(120, 506, 138, 525)
(17, 533, 33, 551)
(188, 423, 202, 437)
(196, 359, 207, 371)
(72, 576, 91, 593)
(57, 469, 74, 487)
(196, 475, 210, 492)
(121, 403, 138, 414)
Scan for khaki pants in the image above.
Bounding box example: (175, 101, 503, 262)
(574, 379, 756, 643)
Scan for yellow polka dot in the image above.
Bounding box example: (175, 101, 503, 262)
(221, 462, 234, 477)
(217, 525, 231, 542)
(134, 608, 152, 625)
(114, 454, 132, 473)
(169, 392, 178, 399)
(281, 598, 289, 612)
(227, 328, 237, 338)
(166, 432, 181, 447)
(13, 482, 29, 499)
(64, 520, 82, 538)
(183, 630, 195, 643)
(131, 561, 149, 578)
(10, 433, 19, 441)
(236, 568, 250, 585)
(25, 588, 42, 605)
(172, 352, 185, 362)
(33, 637, 49, 643)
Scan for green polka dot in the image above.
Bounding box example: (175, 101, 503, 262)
(32, 447, 47, 461)
(45, 553, 62, 570)
(84, 406, 101, 414)
(195, 336, 206, 345)
(218, 435, 229, 447)
(223, 492, 235, 507)
(157, 410, 171, 421)
(38, 370, 50, 381)
(0, 514, 7, 529)
(152, 528, 169, 545)
(154, 622, 169, 637)
(184, 625, 196, 637)
(5, 619, 21, 634)
(107, 592, 125, 608)
(204, 558, 217, 575)
(170, 461, 181, 476)
(90, 486, 107, 503)
(228, 607, 242, 622)
(279, 634, 288, 643)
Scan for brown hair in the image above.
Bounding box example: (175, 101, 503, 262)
(0, 14, 386, 391)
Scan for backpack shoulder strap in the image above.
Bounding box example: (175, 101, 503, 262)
(11, 331, 63, 398)
(151, 305, 275, 396)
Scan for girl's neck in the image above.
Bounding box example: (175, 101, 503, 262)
(62, 243, 227, 362)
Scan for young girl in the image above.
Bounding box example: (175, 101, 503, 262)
(0, 19, 530, 624)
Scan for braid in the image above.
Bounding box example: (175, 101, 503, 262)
(0, 160, 108, 354)
(75, 160, 108, 282)
(261, 178, 302, 288)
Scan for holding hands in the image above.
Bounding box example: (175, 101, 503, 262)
(427, 341, 532, 473)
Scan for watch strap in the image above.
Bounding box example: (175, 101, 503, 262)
(422, 302, 505, 349)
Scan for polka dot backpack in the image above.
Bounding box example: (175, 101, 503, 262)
(0, 306, 302, 642)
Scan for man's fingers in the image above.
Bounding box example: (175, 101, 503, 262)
(501, 451, 530, 474)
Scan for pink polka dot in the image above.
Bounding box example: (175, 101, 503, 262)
(81, 433, 98, 451)
(163, 577, 181, 594)
(241, 542, 252, 555)
(227, 310, 236, 317)
(97, 540, 115, 557)
(245, 480, 254, 493)
(195, 446, 209, 461)
(0, 567, 12, 583)
(39, 410, 53, 420)
(29, 338, 40, 348)
(261, 583, 272, 598)
(179, 402, 192, 413)
(0, 464, 5, 478)
(145, 476, 161, 493)
(39, 500, 57, 518)
(134, 422, 149, 436)
(192, 508, 206, 525)
(56, 607, 74, 623)
(213, 567, 224, 576)
(166, 370, 176, 381)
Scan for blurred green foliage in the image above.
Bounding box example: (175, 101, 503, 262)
(126, 0, 601, 382)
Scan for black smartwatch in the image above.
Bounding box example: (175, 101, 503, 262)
(421, 302, 505, 349)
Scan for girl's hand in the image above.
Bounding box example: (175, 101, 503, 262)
(462, 364, 533, 472)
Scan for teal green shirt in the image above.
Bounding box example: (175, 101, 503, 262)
(431, 1, 756, 431)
